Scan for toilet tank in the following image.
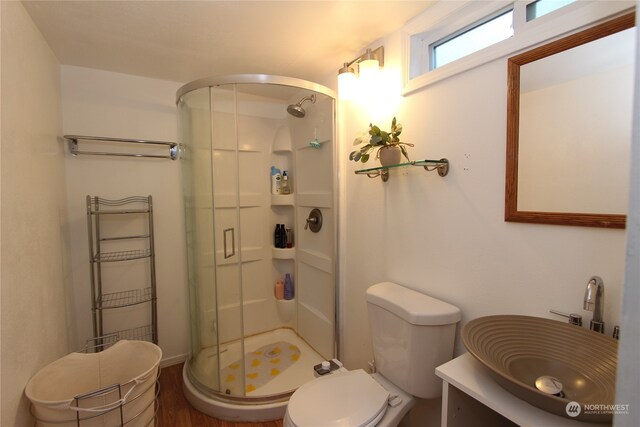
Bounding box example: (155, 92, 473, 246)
(366, 282, 461, 399)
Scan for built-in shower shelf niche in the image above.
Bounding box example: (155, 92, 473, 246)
(271, 194, 295, 206)
(272, 247, 296, 260)
(273, 125, 293, 152)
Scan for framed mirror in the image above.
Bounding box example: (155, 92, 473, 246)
(505, 12, 635, 229)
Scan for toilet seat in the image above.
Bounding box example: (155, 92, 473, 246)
(285, 369, 390, 427)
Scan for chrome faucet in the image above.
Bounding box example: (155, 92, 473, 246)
(583, 276, 605, 333)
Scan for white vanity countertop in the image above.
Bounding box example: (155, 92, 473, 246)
(436, 353, 608, 427)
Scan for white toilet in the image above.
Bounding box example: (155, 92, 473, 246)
(284, 282, 461, 427)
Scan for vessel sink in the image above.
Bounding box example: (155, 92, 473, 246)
(462, 315, 618, 423)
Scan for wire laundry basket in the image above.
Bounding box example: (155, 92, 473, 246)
(25, 340, 162, 426)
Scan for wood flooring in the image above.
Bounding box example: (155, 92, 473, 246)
(157, 363, 284, 427)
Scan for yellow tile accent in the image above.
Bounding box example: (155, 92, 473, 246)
(270, 368, 280, 377)
(291, 353, 300, 361)
(270, 358, 281, 365)
(251, 358, 261, 367)
(247, 372, 259, 379)
(226, 374, 236, 383)
(246, 384, 256, 393)
(229, 363, 240, 370)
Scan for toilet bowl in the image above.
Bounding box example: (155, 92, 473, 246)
(284, 368, 414, 427)
(284, 282, 461, 427)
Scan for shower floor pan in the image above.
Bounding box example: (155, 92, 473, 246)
(184, 328, 325, 421)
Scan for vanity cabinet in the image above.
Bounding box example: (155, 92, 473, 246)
(86, 195, 157, 349)
(436, 354, 607, 427)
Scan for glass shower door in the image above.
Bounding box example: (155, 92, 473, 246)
(180, 85, 246, 396)
(179, 87, 222, 392)
(209, 85, 246, 396)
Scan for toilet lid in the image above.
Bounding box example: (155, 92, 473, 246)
(287, 369, 389, 427)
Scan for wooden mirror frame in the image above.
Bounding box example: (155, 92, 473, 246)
(505, 12, 634, 229)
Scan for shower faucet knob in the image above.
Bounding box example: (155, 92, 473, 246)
(304, 209, 323, 232)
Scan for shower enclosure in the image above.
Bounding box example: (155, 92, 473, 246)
(176, 75, 337, 421)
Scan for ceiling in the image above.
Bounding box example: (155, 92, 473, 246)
(23, 1, 434, 86)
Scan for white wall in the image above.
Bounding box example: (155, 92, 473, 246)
(615, 5, 640, 426)
(0, 2, 70, 425)
(61, 66, 190, 365)
(339, 27, 628, 372)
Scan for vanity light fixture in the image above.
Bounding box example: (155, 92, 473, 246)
(338, 46, 384, 99)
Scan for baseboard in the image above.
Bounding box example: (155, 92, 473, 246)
(160, 353, 189, 368)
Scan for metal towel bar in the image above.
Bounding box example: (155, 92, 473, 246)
(65, 135, 179, 160)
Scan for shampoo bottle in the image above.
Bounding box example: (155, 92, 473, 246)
(279, 224, 287, 248)
(284, 273, 294, 300)
(271, 166, 282, 195)
(275, 280, 284, 300)
(274, 224, 283, 248)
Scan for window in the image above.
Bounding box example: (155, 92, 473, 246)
(526, 0, 577, 21)
(432, 9, 514, 69)
(403, 0, 632, 95)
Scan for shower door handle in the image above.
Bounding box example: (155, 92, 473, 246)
(223, 228, 235, 259)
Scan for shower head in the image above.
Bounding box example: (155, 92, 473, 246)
(287, 94, 316, 118)
(287, 104, 306, 118)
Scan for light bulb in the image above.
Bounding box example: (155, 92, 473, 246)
(338, 70, 357, 100)
(358, 58, 380, 83)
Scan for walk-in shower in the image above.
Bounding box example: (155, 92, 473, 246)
(176, 75, 337, 421)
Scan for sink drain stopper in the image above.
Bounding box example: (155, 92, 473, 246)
(535, 376, 564, 396)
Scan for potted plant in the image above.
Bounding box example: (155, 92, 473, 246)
(349, 117, 414, 166)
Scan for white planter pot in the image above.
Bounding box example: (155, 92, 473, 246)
(378, 145, 402, 166)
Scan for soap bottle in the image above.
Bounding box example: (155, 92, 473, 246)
(275, 279, 284, 300)
(284, 273, 294, 300)
(281, 171, 291, 195)
(285, 227, 293, 248)
(279, 224, 287, 248)
(274, 224, 283, 248)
